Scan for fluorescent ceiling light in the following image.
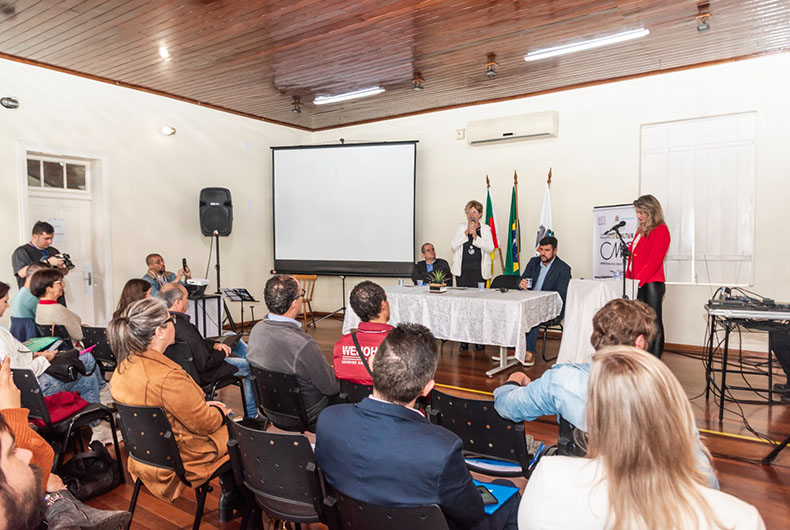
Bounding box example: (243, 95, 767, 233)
(524, 28, 649, 62)
(313, 86, 385, 105)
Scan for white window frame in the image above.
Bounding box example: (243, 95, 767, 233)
(26, 154, 92, 196)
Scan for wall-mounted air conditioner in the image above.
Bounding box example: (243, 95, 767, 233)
(466, 111, 559, 145)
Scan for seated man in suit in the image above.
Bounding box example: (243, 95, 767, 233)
(333, 281, 392, 386)
(518, 235, 572, 366)
(316, 323, 519, 530)
(493, 298, 718, 488)
(158, 283, 257, 418)
(247, 275, 339, 429)
(411, 242, 453, 286)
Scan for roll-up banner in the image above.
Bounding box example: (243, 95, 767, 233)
(592, 204, 637, 278)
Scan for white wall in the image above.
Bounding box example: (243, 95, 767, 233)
(313, 53, 790, 347)
(3, 53, 788, 347)
(0, 59, 310, 327)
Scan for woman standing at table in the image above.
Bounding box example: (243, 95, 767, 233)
(626, 194, 670, 358)
(451, 199, 495, 351)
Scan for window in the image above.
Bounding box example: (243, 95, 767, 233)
(27, 156, 89, 191)
(640, 112, 756, 285)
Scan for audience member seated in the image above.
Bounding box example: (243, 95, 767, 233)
(519, 345, 766, 529)
(247, 275, 339, 428)
(9, 262, 49, 341)
(333, 281, 393, 385)
(0, 357, 130, 530)
(158, 283, 256, 418)
(112, 278, 152, 319)
(32, 268, 84, 344)
(141, 253, 190, 297)
(107, 298, 241, 521)
(517, 235, 572, 366)
(317, 323, 519, 530)
(494, 298, 717, 488)
(0, 281, 111, 443)
(411, 242, 453, 286)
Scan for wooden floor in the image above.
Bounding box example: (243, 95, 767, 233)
(89, 318, 790, 529)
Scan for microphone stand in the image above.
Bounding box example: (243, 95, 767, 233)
(611, 226, 630, 299)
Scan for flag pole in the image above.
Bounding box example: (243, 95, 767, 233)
(514, 170, 521, 269)
(488, 174, 506, 274)
(547, 167, 552, 187)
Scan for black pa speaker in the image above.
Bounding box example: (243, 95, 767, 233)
(199, 187, 233, 236)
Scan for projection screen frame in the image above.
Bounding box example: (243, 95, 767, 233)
(271, 141, 418, 277)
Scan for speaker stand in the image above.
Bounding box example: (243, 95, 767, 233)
(212, 233, 237, 333)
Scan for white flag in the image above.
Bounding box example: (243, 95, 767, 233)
(535, 182, 554, 251)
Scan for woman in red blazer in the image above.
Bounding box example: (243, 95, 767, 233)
(626, 194, 670, 358)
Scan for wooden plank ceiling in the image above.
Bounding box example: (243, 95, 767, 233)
(0, 0, 788, 130)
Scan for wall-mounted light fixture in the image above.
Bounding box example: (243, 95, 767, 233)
(161, 126, 176, 136)
(1, 96, 19, 109)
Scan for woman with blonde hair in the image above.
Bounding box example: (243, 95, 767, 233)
(107, 297, 242, 521)
(626, 194, 669, 358)
(519, 345, 765, 530)
(451, 199, 494, 351)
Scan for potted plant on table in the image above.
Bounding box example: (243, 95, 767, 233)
(428, 270, 449, 293)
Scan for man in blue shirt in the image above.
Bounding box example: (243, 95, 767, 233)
(518, 236, 572, 366)
(141, 253, 190, 297)
(494, 298, 719, 488)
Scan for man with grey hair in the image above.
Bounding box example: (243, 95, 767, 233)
(316, 323, 519, 530)
(158, 283, 256, 418)
(247, 274, 339, 429)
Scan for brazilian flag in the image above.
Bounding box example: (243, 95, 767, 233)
(504, 186, 520, 275)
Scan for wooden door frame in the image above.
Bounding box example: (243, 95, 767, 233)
(16, 141, 114, 321)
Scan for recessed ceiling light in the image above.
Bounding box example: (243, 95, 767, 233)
(313, 86, 385, 105)
(159, 46, 170, 60)
(524, 28, 649, 62)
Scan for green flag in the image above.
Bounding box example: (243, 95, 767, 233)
(504, 186, 520, 275)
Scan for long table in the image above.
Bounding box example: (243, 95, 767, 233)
(342, 285, 562, 377)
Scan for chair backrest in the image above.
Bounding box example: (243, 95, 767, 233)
(36, 323, 73, 349)
(428, 389, 531, 476)
(163, 341, 202, 385)
(11, 368, 52, 425)
(249, 365, 311, 430)
(490, 275, 520, 289)
(81, 326, 117, 372)
(324, 485, 449, 530)
(227, 420, 324, 521)
(293, 274, 316, 302)
(114, 403, 189, 485)
(557, 417, 587, 457)
(338, 380, 373, 404)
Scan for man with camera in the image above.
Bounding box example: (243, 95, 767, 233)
(12, 221, 71, 305)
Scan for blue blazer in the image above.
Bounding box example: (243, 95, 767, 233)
(519, 256, 572, 315)
(315, 397, 484, 530)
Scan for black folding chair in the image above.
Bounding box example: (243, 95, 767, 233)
(323, 484, 449, 530)
(540, 317, 564, 362)
(115, 403, 223, 530)
(427, 389, 542, 478)
(490, 275, 521, 290)
(227, 420, 325, 530)
(338, 380, 373, 404)
(36, 323, 74, 349)
(81, 326, 117, 375)
(164, 341, 248, 410)
(11, 368, 122, 474)
(249, 365, 313, 432)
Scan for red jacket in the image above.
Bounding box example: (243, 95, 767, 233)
(627, 223, 670, 287)
(333, 322, 393, 385)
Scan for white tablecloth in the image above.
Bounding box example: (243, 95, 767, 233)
(342, 286, 562, 364)
(556, 279, 634, 364)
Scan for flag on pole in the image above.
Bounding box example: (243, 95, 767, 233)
(484, 184, 500, 280)
(504, 185, 521, 275)
(535, 181, 554, 250)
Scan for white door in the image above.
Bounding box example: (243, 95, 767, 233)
(28, 195, 95, 323)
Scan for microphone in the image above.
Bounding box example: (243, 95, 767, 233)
(604, 221, 626, 235)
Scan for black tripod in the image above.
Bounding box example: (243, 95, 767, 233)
(211, 232, 237, 333)
(316, 275, 347, 323)
(762, 434, 790, 464)
(611, 226, 631, 299)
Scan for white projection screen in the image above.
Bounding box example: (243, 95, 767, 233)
(272, 142, 416, 276)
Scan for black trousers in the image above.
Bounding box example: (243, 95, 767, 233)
(637, 281, 665, 358)
(769, 329, 790, 382)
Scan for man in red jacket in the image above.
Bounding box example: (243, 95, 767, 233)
(333, 281, 392, 385)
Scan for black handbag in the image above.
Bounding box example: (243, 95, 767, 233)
(60, 441, 123, 500)
(44, 349, 91, 382)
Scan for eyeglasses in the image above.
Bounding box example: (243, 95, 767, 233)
(160, 314, 176, 327)
(299, 289, 306, 298)
(53, 280, 63, 285)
